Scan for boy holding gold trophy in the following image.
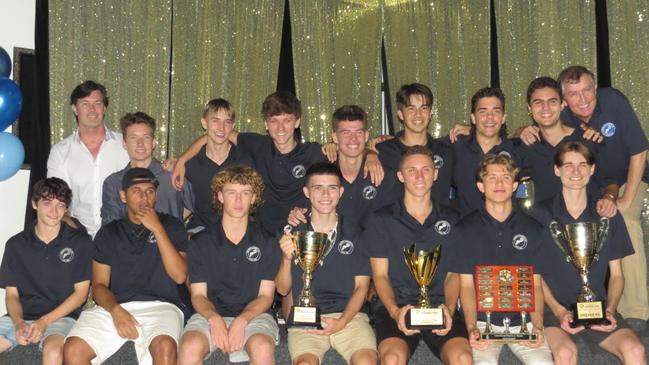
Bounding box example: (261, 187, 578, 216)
(533, 142, 646, 364)
(276, 162, 378, 365)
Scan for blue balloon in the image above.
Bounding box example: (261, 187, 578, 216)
(0, 132, 24, 181)
(0, 78, 22, 131)
(0, 47, 10, 78)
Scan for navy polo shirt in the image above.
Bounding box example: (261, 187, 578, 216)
(561, 88, 649, 185)
(290, 217, 371, 314)
(513, 128, 612, 204)
(188, 220, 278, 317)
(336, 159, 401, 227)
(185, 144, 254, 229)
(532, 195, 634, 309)
(452, 208, 549, 326)
(375, 131, 455, 205)
(101, 159, 192, 225)
(448, 134, 519, 216)
(93, 213, 189, 307)
(237, 132, 326, 236)
(0, 224, 93, 320)
(364, 201, 460, 308)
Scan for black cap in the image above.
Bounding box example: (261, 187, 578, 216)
(121, 167, 159, 191)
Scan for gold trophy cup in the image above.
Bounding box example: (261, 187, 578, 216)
(549, 218, 610, 327)
(403, 244, 445, 330)
(287, 231, 334, 329)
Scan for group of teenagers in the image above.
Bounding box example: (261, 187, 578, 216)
(0, 64, 648, 365)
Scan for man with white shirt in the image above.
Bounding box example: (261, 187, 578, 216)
(47, 81, 129, 236)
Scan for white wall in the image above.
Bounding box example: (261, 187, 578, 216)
(0, 0, 36, 314)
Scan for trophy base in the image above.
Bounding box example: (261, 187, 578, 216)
(287, 306, 322, 329)
(480, 332, 538, 344)
(405, 307, 445, 330)
(570, 301, 611, 328)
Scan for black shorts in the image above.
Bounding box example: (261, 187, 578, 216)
(543, 305, 631, 345)
(373, 306, 468, 359)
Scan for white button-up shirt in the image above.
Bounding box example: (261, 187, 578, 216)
(47, 127, 129, 236)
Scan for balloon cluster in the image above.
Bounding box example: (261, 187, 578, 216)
(0, 46, 25, 181)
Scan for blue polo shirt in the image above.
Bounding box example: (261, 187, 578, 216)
(452, 208, 549, 326)
(188, 220, 278, 317)
(513, 128, 612, 204)
(93, 213, 189, 308)
(185, 144, 254, 229)
(0, 223, 93, 320)
(375, 131, 455, 205)
(290, 217, 370, 314)
(364, 201, 460, 308)
(101, 160, 192, 225)
(531, 195, 634, 309)
(561, 88, 649, 185)
(237, 132, 326, 236)
(448, 134, 520, 216)
(335, 159, 401, 227)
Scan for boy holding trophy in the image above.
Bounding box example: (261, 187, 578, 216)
(455, 154, 552, 364)
(365, 146, 472, 365)
(275, 162, 378, 365)
(533, 142, 645, 364)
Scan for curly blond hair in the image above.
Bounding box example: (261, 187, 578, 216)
(476, 154, 520, 183)
(210, 165, 265, 213)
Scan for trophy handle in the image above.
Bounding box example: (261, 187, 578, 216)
(319, 235, 336, 266)
(549, 220, 572, 263)
(594, 217, 610, 261)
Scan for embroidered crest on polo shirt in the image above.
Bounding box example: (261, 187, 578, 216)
(498, 150, 511, 158)
(292, 165, 306, 179)
(433, 154, 444, 169)
(435, 220, 451, 235)
(601, 122, 616, 137)
(362, 185, 377, 200)
(512, 234, 528, 250)
(59, 248, 75, 263)
(147, 232, 157, 244)
(246, 246, 262, 262)
(338, 240, 354, 255)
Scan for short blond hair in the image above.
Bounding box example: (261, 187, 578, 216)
(211, 165, 264, 213)
(476, 154, 519, 183)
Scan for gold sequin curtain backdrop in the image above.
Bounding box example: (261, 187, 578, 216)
(169, 0, 284, 156)
(494, 0, 596, 131)
(49, 1, 172, 158)
(289, 0, 382, 142)
(607, 1, 649, 132)
(383, 1, 490, 137)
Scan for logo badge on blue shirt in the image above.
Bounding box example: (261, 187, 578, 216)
(59, 247, 75, 263)
(433, 155, 444, 169)
(147, 232, 157, 244)
(498, 150, 511, 158)
(435, 220, 451, 235)
(292, 165, 306, 178)
(601, 122, 616, 137)
(338, 240, 354, 255)
(246, 246, 262, 262)
(362, 185, 377, 200)
(512, 234, 528, 250)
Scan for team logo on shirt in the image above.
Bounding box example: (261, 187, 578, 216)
(362, 185, 377, 200)
(498, 150, 511, 158)
(512, 234, 528, 250)
(147, 232, 157, 244)
(246, 246, 262, 262)
(59, 248, 75, 263)
(601, 122, 616, 137)
(292, 165, 307, 179)
(434, 220, 451, 235)
(338, 240, 354, 255)
(433, 155, 444, 169)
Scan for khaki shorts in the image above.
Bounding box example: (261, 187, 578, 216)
(183, 312, 279, 363)
(288, 312, 377, 363)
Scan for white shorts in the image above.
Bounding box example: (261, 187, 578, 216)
(182, 312, 279, 363)
(0, 315, 75, 350)
(66, 301, 184, 365)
